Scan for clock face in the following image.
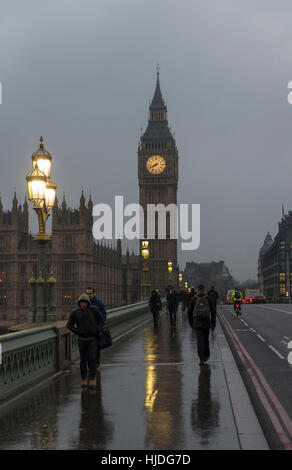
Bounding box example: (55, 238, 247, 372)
(146, 155, 166, 174)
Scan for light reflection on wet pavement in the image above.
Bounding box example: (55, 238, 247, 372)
(0, 312, 240, 449)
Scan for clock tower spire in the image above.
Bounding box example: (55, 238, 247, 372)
(138, 69, 179, 294)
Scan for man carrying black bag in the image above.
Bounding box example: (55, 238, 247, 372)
(67, 294, 104, 389)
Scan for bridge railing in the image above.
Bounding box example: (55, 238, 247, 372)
(0, 299, 166, 402)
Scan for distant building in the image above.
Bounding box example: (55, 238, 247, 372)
(0, 193, 140, 324)
(259, 211, 292, 302)
(183, 260, 234, 299)
(258, 232, 273, 293)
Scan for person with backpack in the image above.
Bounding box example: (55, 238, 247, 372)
(149, 289, 162, 326)
(187, 284, 216, 367)
(66, 293, 104, 389)
(231, 288, 243, 313)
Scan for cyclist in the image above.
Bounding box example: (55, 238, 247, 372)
(231, 288, 243, 314)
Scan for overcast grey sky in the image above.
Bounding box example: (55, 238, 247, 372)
(1, 0, 292, 280)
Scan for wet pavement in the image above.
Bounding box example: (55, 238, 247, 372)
(0, 311, 267, 450)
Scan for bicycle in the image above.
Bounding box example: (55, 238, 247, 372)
(234, 302, 241, 318)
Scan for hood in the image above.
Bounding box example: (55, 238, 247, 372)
(77, 293, 91, 307)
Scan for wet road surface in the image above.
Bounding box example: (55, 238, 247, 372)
(0, 311, 243, 450)
(219, 304, 292, 449)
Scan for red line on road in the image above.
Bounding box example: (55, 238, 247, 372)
(218, 309, 292, 450)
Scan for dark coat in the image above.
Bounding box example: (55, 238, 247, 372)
(187, 293, 216, 329)
(149, 294, 162, 315)
(186, 291, 195, 307)
(66, 305, 104, 339)
(166, 292, 179, 311)
(179, 290, 188, 302)
(90, 296, 107, 320)
(207, 289, 219, 306)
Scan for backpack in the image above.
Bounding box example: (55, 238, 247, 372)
(234, 291, 241, 300)
(194, 296, 210, 323)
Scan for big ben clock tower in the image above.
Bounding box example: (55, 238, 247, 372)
(138, 68, 178, 293)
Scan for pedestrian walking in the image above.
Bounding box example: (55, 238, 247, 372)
(86, 287, 107, 368)
(86, 287, 107, 320)
(187, 284, 216, 367)
(186, 287, 195, 308)
(207, 286, 219, 314)
(148, 289, 162, 326)
(166, 287, 179, 326)
(66, 293, 104, 389)
(179, 288, 188, 314)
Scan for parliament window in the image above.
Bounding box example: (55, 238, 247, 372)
(0, 293, 7, 305)
(64, 236, 73, 249)
(0, 238, 5, 251)
(63, 293, 74, 305)
(20, 290, 25, 306)
(20, 264, 25, 276)
(62, 263, 74, 281)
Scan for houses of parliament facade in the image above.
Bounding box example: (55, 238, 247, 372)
(0, 71, 179, 323)
(0, 192, 141, 323)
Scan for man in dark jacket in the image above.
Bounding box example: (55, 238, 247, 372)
(179, 288, 188, 313)
(86, 287, 107, 319)
(207, 286, 219, 314)
(187, 284, 216, 367)
(149, 290, 162, 326)
(67, 293, 104, 389)
(166, 287, 179, 326)
(186, 287, 196, 308)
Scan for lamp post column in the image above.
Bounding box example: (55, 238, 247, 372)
(47, 273, 57, 321)
(28, 274, 37, 322)
(26, 137, 57, 323)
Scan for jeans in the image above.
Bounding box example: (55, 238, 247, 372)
(169, 308, 177, 325)
(78, 337, 99, 380)
(195, 327, 210, 362)
(152, 312, 159, 325)
(181, 301, 186, 313)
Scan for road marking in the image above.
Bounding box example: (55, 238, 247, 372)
(284, 336, 290, 340)
(257, 334, 266, 342)
(268, 345, 285, 360)
(281, 340, 288, 346)
(250, 328, 256, 333)
(256, 305, 292, 316)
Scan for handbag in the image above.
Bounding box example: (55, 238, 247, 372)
(97, 327, 113, 349)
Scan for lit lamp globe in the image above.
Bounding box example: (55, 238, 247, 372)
(45, 181, 57, 209)
(26, 167, 47, 204)
(141, 241, 149, 259)
(31, 136, 52, 178)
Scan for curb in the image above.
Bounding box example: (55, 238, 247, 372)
(216, 320, 269, 450)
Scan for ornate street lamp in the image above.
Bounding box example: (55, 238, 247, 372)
(179, 272, 183, 286)
(185, 281, 188, 289)
(168, 261, 173, 281)
(26, 137, 57, 322)
(141, 240, 151, 300)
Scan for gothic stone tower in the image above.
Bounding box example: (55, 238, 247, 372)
(138, 70, 178, 293)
